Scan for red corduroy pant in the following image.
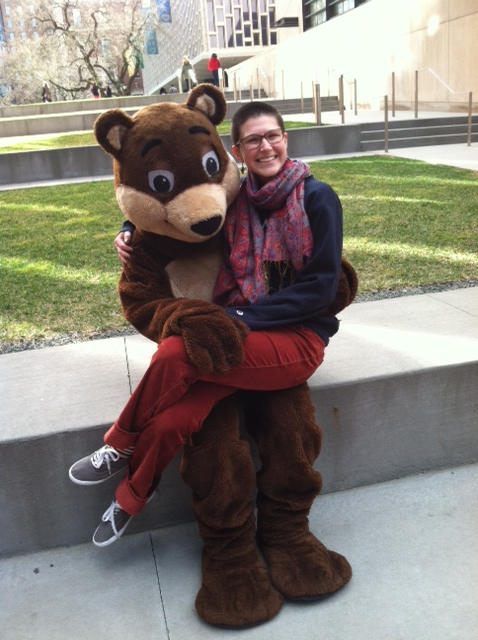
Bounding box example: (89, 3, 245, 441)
(104, 326, 325, 515)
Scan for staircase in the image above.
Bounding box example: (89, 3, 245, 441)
(360, 115, 478, 151)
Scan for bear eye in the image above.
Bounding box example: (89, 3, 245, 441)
(148, 169, 174, 194)
(202, 151, 220, 177)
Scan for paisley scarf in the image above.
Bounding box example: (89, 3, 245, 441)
(213, 159, 313, 307)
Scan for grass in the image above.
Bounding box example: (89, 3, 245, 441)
(0, 121, 313, 153)
(1, 155, 477, 347)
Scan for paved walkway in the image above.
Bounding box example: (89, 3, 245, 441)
(2, 463, 477, 639)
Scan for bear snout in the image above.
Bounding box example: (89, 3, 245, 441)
(191, 215, 223, 237)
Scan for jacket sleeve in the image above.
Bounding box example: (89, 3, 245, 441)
(224, 179, 343, 329)
(119, 220, 136, 235)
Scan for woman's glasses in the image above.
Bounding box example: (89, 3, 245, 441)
(238, 128, 284, 150)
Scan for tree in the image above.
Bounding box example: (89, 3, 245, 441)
(0, 0, 159, 103)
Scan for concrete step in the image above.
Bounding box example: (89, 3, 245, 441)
(361, 132, 478, 151)
(360, 115, 478, 131)
(1, 288, 477, 558)
(359, 115, 478, 150)
(1, 463, 477, 639)
(361, 122, 478, 142)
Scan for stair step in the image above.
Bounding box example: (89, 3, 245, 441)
(361, 115, 478, 131)
(361, 123, 478, 142)
(361, 132, 478, 151)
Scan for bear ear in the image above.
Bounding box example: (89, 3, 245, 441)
(186, 84, 227, 126)
(94, 109, 134, 159)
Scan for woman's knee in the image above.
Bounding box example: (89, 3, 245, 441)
(150, 336, 191, 371)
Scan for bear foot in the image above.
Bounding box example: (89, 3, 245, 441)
(195, 552, 284, 628)
(258, 532, 352, 600)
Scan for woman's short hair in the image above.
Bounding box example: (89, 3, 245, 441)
(231, 102, 285, 146)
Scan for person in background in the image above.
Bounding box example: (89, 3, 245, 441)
(168, 84, 178, 94)
(41, 83, 51, 103)
(91, 82, 100, 99)
(181, 56, 197, 92)
(207, 53, 221, 87)
(106, 84, 112, 98)
(159, 87, 167, 95)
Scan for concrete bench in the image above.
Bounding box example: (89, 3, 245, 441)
(1, 288, 477, 558)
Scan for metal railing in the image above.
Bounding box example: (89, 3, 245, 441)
(228, 65, 474, 147)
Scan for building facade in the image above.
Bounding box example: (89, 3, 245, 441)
(227, 0, 478, 111)
(142, 0, 292, 94)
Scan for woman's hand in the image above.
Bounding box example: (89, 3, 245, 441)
(114, 231, 132, 265)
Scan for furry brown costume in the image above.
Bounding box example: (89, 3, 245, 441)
(95, 84, 355, 628)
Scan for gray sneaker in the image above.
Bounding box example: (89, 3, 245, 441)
(93, 500, 132, 547)
(68, 445, 132, 486)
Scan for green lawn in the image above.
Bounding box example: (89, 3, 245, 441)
(1, 155, 477, 347)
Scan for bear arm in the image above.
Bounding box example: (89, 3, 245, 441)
(118, 245, 249, 373)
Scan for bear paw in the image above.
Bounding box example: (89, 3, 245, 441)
(195, 552, 283, 628)
(259, 532, 352, 600)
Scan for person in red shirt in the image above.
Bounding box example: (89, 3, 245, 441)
(207, 53, 221, 86)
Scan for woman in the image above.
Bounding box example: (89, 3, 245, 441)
(69, 101, 344, 547)
(180, 55, 196, 92)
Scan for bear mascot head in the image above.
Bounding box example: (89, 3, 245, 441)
(95, 84, 352, 628)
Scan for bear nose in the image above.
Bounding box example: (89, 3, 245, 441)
(191, 215, 223, 237)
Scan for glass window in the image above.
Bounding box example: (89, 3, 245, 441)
(236, 32, 243, 46)
(209, 34, 218, 48)
(303, 0, 367, 31)
(234, 8, 241, 28)
(261, 15, 268, 45)
(218, 25, 225, 47)
(226, 16, 233, 43)
(217, 9, 224, 21)
(207, 0, 216, 30)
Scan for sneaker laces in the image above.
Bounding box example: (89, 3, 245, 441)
(101, 500, 126, 538)
(90, 445, 122, 473)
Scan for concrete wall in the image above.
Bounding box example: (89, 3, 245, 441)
(0, 125, 362, 187)
(227, 0, 478, 110)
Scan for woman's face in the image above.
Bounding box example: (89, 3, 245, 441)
(232, 115, 288, 184)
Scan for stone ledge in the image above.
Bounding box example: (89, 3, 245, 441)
(0, 125, 361, 187)
(1, 288, 477, 557)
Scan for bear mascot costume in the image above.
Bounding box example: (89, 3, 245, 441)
(94, 84, 356, 628)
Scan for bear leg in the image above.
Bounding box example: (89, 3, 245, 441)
(244, 384, 352, 600)
(180, 396, 283, 627)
